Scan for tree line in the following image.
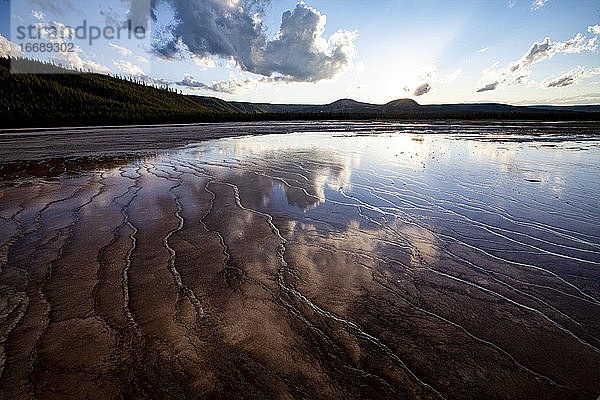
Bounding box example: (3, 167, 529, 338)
(1, 57, 598, 129)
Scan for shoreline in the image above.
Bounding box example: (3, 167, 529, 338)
(1, 120, 599, 164)
(2, 117, 600, 134)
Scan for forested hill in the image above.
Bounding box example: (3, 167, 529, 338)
(1, 57, 598, 128)
(0, 57, 249, 126)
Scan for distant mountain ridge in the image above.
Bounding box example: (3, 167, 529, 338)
(197, 97, 598, 115)
(1, 57, 599, 128)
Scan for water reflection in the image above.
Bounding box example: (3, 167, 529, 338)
(179, 131, 600, 231)
(1, 124, 599, 399)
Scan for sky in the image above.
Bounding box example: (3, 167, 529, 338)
(1, 0, 599, 105)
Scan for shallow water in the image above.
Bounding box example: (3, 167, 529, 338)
(0, 122, 599, 399)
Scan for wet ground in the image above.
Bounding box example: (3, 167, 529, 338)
(0, 121, 599, 399)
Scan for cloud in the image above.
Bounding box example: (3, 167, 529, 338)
(532, 0, 549, 10)
(413, 83, 431, 96)
(109, 43, 133, 56)
(545, 68, 584, 88)
(405, 66, 435, 96)
(509, 34, 597, 73)
(477, 81, 500, 92)
(192, 55, 215, 69)
(113, 60, 146, 76)
(108, 43, 133, 56)
(149, 1, 357, 82)
(589, 25, 600, 35)
(478, 47, 488, 53)
(0, 35, 24, 57)
(508, 0, 517, 8)
(476, 30, 599, 92)
(32, 10, 45, 20)
(250, 4, 358, 81)
(33, 20, 75, 42)
(544, 67, 600, 88)
(176, 73, 253, 94)
(52, 49, 111, 74)
(53, 50, 112, 74)
(406, 65, 461, 96)
(15, 13, 112, 74)
(26, 15, 112, 74)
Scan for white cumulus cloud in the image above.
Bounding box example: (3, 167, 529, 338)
(477, 30, 599, 92)
(0, 35, 24, 58)
(109, 43, 133, 56)
(176, 73, 254, 94)
(148, 1, 357, 82)
(113, 60, 146, 76)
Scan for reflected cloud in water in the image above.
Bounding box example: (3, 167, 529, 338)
(1, 123, 599, 399)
